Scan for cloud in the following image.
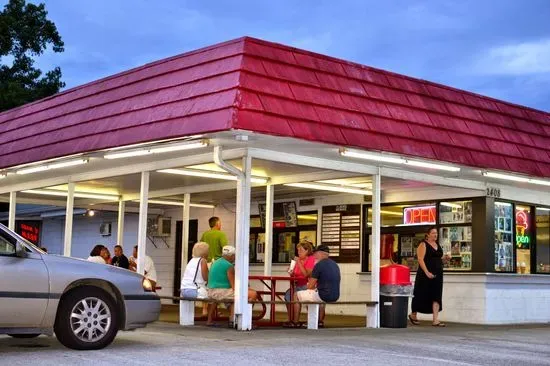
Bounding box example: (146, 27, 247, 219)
(474, 39, 550, 75)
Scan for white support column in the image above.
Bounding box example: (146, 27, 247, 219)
(182, 193, 191, 270)
(234, 155, 252, 331)
(179, 193, 191, 326)
(117, 200, 125, 247)
(8, 191, 16, 231)
(367, 171, 381, 328)
(263, 184, 274, 276)
(137, 172, 150, 275)
(63, 182, 75, 257)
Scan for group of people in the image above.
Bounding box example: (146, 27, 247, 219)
(87, 243, 158, 288)
(180, 216, 342, 328)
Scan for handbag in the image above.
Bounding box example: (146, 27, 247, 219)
(193, 258, 209, 299)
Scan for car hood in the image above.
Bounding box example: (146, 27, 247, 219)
(42, 254, 146, 294)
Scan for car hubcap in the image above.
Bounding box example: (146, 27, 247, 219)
(70, 297, 111, 343)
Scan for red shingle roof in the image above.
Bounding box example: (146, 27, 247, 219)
(1, 37, 549, 177)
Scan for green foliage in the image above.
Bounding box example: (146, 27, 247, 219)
(0, 0, 64, 112)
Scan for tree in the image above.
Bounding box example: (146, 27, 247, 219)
(0, 0, 64, 112)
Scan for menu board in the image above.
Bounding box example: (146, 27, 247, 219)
(321, 204, 361, 263)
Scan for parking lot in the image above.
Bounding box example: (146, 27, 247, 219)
(1, 322, 550, 366)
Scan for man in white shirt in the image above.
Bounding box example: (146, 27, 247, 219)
(129, 245, 158, 289)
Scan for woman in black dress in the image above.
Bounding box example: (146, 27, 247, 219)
(409, 227, 445, 327)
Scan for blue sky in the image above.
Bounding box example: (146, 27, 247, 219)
(5, 0, 550, 111)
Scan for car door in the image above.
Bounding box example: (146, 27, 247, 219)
(0, 228, 50, 327)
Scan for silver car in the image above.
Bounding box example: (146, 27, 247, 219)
(0, 223, 161, 350)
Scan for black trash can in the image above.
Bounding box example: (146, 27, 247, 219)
(379, 294, 409, 328)
(379, 264, 412, 328)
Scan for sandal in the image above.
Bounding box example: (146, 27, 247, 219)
(283, 321, 303, 328)
(318, 321, 325, 328)
(408, 315, 420, 325)
(432, 322, 446, 327)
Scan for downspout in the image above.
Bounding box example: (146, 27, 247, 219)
(213, 146, 244, 178)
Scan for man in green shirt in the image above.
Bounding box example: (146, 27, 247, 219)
(201, 216, 228, 262)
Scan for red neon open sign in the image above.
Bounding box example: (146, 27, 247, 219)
(403, 206, 436, 225)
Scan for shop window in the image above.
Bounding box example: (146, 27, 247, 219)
(535, 208, 550, 273)
(439, 201, 472, 224)
(249, 211, 318, 264)
(515, 205, 532, 274)
(367, 203, 436, 227)
(440, 226, 472, 270)
(494, 202, 514, 272)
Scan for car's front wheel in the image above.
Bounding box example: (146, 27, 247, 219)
(54, 286, 119, 350)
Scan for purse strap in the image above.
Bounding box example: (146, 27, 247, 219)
(192, 258, 201, 287)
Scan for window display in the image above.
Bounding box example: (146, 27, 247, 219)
(439, 201, 472, 224)
(535, 208, 550, 273)
(495, 202, 514, 272)
(440, 226, 472, 270)
(515, 205, 531, 274)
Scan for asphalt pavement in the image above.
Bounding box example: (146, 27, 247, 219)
(1, 321, 549, 366)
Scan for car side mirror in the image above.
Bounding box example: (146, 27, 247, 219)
(16, 242, 27, 258)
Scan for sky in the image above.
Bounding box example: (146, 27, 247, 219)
(3, 0, 550, 111)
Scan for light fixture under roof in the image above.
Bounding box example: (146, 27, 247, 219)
(340, 148, 461, 172)
(16, 159, 89, 175)
(138, 199, 216, 208)
(22, 189, 119, 201)
(440, 202, 463, 209)
(482, 171, 550, 186)
(104, 140, 208, 159)
(158, 168, 269, 184)
(284, 182, 372, 195)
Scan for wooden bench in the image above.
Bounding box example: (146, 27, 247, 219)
(160, 296, 378, 329)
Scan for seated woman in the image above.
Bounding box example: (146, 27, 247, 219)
(87, 245, 107, 264)
(284, 240, 315, 327)
(181, 242, 209, 299)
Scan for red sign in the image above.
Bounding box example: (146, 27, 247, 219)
(403, 206, 436, 225)
(273, 221, 286, 228)
(18, 222, 40, 244)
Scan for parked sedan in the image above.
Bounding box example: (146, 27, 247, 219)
(0, 223, 161, 350)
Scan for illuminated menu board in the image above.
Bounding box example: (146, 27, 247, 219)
(321, 204, 361, 263)
(17, 221, 41, 245)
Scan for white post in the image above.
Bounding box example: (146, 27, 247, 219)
(367, 171, 381, 328)
(117, 200, 125, 247)
(179, 193, 192, 326)
(8, 191, 16, 231)
(63, 182, 75, 257)
(137, 171, 150, 275)
(263, 184, 274, 276)
(182, 193, 191, 267)
(235, 155, 252, 330)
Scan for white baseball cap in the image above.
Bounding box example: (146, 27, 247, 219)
(222, 245, 236, 256)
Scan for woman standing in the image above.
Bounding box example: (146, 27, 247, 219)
(409, 227, 445, 327)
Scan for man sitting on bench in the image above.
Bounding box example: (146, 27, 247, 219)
(294, 244, 341, 328)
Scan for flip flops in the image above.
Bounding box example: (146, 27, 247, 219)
(432, 322, 446, 327)
(408, 315, 420, 325)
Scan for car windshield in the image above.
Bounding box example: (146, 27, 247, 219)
(0, 223, 44, 254)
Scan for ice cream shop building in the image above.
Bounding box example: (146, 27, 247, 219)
(1, 37, 550, 327)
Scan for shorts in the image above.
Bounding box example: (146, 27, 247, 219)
(181, 288, 198, 298)
(284, 285, 308, 302)
(296, 289, 323, 303)
(207, 288, 234, 301)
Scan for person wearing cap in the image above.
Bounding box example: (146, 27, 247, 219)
(206, 245, 261, 327)
(293, 244, 341, 327)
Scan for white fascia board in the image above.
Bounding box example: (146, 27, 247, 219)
(248, 148, 379, 175)
(270, 170, 361, 185)
(121, 181, 237, 201)
(0, 148, 246, 195)
(249, 148, 485, 191)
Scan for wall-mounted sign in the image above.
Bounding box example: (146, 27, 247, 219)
(515, 208, 530, 249)
(403, 206, 436, 225)
(17, 221, 41, 244)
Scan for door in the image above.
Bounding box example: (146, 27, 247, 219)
(0, 228, 49, 327)
(173, 220, 198, 300)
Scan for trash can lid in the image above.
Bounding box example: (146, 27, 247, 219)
(380, 264, 411, 285)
